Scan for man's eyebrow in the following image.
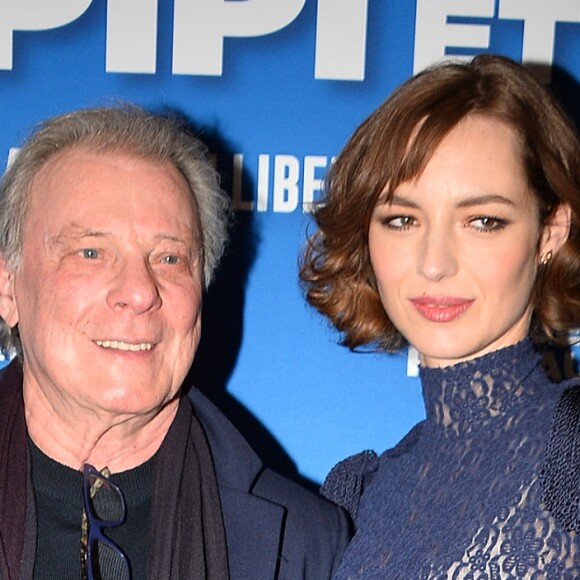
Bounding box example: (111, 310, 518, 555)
(49, 227, 199, 248)
(152, 233, 202, 262)
(49, 228, 111, 245)
(152, 233, 195, 244)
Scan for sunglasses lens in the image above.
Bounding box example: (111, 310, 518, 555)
(86, 472, 124, 523)
(82, 465, 130, 580)
(89, 538, 131, 580)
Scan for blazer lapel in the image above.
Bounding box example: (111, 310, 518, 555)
(189, 389, 287, 579)
(219, 486, 285, 579)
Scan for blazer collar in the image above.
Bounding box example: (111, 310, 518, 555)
(188, 388, 286, 579)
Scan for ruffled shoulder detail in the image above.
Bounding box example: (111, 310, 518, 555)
(321, 450, 379, 529)
(540, 381, 580, 531)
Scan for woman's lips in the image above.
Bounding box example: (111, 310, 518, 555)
(409, 296, 475, 322)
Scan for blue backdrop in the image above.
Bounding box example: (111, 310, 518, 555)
(1, 0, 579, 485)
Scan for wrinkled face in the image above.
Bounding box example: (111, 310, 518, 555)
(368, 116, 557, 368)
(3, 148, 203, 417)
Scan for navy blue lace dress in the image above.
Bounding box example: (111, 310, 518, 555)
(322, 339, 580, 579)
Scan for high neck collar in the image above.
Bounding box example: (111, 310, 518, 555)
(419, 339, 544, 435)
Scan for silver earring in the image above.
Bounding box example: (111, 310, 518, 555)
(540, 250, 553, 265)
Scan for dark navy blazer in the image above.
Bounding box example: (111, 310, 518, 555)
(189, 388, 351, 579)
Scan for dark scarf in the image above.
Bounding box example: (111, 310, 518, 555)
(0, 362, 230, 579)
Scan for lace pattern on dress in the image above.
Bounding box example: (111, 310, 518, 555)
(332, 340, 580, 579)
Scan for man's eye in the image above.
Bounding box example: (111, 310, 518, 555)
(81, 248, 99, 259)
(161, 255, 180, 265)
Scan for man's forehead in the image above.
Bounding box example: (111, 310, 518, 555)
(25, 147, 200, 239)
(33, 145, 177, 181)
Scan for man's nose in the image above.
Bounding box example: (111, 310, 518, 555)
(416, 226, 458, 282)
(107, 256, 162, 313)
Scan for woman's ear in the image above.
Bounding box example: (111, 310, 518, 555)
(539, 203, 571, 262)
(0, 256, 19, 327)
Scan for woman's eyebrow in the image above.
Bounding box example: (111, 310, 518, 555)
(384, 193, 517, 209)
(383, 195, 420, 208)
(454, 194, 516, 209)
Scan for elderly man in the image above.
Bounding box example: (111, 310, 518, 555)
(0, 106, 349, 579)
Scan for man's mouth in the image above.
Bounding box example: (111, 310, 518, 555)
(95, 340, 153, 352)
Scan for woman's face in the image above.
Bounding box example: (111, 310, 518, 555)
(368, 115, 560, 368)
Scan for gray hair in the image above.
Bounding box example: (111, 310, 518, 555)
(0, 105, 231, 351)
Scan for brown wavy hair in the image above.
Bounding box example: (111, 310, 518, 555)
(300, 54, 580, 351)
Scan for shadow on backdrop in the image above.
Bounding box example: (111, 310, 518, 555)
(538, 62, 580, 379)
(167, 115, 322, 494)
(551, 63, 580, 130)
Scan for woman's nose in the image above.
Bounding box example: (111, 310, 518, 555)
(416, 226, 458, 282)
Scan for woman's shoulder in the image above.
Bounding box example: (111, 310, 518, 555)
(321, 449, 379, 528)
(541, 379, 580, 532)
(320, 421, 426, 527)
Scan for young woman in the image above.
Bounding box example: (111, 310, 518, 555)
(301, 54, 580, 578)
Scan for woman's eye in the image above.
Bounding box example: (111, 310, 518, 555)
(469, 216, 508, 232)
(382, 215, 416, 230)
(80, 248, 99, 259)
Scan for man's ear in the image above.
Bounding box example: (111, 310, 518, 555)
(539, 203, 571, 261)
(0, 256, 18, 327)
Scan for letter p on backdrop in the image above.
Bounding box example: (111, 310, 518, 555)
(0, 0, 92, 69)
